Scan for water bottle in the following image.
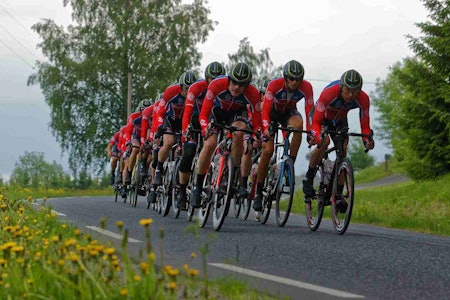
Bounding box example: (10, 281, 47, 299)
(323, 159, 333, 185)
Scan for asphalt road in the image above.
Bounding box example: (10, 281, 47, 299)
(41, 191, 449, 300)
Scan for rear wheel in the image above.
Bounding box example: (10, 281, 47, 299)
(275, 158, 295, 227)
(160, 164, 172, 217)
(242, 161, 257, 220)
(171, 159, 181, 219)
(331, 158, 354, 235)
(305, 165, 325, 231)
(259, 162, 275, 225)
(114, 184, 119, 202)
(131, 169, 140, 208)
(211, 156, 233, 231)
(231, 169, 242, 218)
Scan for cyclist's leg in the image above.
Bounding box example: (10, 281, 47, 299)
(286, 111, 303, 161)
(179, 140, 197, 209)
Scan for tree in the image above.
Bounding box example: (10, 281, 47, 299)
(28, 0, 215, 175)
(10, 152, 70, 188)
(372, 0, 449, 179)
(227, 37, 282, 88)
(348, 139, 375, 171)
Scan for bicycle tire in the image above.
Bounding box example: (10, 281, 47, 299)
(171, 159, 181, 219)
(114, 185, 119, 202)
(275, 158, 295, 227)
(259, 162, 275, 224)
(198, 164, 214, 228)
(242, 162, 257, 220)
(231, 169, 242, 218)
(131, 168, 140, 207)
(212, 155, 234, 231)
(305, 165, 325, 231)
(160, 164, 172, 217)
(331, 158, 354, 235)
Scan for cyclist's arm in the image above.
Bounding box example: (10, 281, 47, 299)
(357, 91, 372, 142)
(182, 89, 196, 134)
(199, 88, 215, 136)
(302, 80, 315, 132)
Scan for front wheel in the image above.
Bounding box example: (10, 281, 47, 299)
(171, 159, 181, 219)
(259, 162, 275, 225)
(211, 156, 234, 231)
(198, 164, 214, 228)
(160, 163, 173, 217)
(275, 158, 295, 227)
(305, 164, 325, 231)
(331, 158, 354, 235)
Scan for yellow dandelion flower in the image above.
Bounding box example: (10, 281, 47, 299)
(139, 218, 153, 226)
(11, 246, 24, 253)
(57, 259, 64, 267)
(27, 278, 33, 285)
(183, 264, 189, 271)
(191, 252, 197, 259)
(27, 196, 32, 201)
(0, 242, 17, 250)
(167, 281, 177, 290)
(116, 221, 124, 229)
(61, 224, 67, 229)
(51, 235, 60, 242)
(119, 288, 128, 296)
(64, 238, 77, 247)
(0, 259, 7, 266)
(188, 268, 199, 277)
(140, 262, 149, 273)
(68, 252, 80, 262)
(133, 275, 141, 282)
(148, 252, 156, 262)
(89, 250, 99, 257)
(74, 229, 81, 236)
(164, 265, 179, 277)
(104, 248, 115, 255)
(0, 204, 7, 211)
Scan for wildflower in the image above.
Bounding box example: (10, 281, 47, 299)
(68, 252, 80, 262)
(74, 229, 81, 236)
(164, 265, 179, 277)
(61, 224, 67, 229)
(88, 250, 99, 257)
(64, 239, 77, 247)
(187, 268, 199, 277)
(191, 252, 197, 259)
(0, 204, 7, 211)
(119, 288, 128, 296)
(104, 248, 115, 255)
(139, 218, 153, 227)
(140, 262, 149, 273)
(11, 246, 24, 253)
(167, 281, 177, 290)
(0, 242, 17, 250)
(57, 259, 64, 267)
(51, 235, 60, 242)
(133, 275, 141, 282)
(148, 252, 156, 262)
(116, 221, 124, 230)
(27, 196, 32, 202)
(0, 259, 7, 267)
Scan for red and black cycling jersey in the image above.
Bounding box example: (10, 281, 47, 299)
(108, 131, 120, 147)
(123, 111, 141, 145)
(151, 84, 186, 135)
(140, 104, 154, 144)
(199, 77, 262, 132)
(182, 79, 209, 134)
(311, 80, 371, 143)
(262, 77, 314, 133)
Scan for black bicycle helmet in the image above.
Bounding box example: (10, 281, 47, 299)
(228, 62, 252, 85)
(205, 61, 226, 80)
(179, 71, 198, 88)
(340, 69, 363, 90)
(283, 60, 304, 81)
(136, 99, 151, 112)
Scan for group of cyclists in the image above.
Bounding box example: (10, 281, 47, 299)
(106, 59, 375, 219)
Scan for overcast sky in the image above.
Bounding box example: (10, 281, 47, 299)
(0, 0, 429, 179)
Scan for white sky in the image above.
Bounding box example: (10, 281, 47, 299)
(0, 0, 429, 177)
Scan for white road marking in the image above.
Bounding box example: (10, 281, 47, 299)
(209, 263, 365, 299)
(86, 226, 142, 243)
(51, 210, 66, 216)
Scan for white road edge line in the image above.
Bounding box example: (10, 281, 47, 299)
(86, 226, 142, 243)
(209, 263, 365, 299)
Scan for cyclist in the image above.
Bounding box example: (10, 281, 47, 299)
(177, 62, 226, 210)
(302, 69, 375, 212)
(150, 71, 198, 187)
(106, 130, 121, 185)
(123, 99, 152, 185)
(253, 60, 314, 212)
(139, 100, 155, 177)
(190, 62, 262, 208)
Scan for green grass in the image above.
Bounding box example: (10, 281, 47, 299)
(354, 156, 405, 184)
(289, 172, 450, 236)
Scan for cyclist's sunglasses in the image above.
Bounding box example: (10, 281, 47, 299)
(286, 76, 302, 82)
(230, 78, 249, 87)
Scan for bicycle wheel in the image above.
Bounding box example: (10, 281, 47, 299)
(275, 158, 295, 227)
(160, 164, 172, 217)
(197, 164, 213, 227)
(331, 158, 354, 235)
(259, 162, 275, 225)
(171, 159, 181, 219)
(242, 161, 257, 220)
(131, 168, 140, 207)
(231, 169, 242, 218)
(114, 184, 119, 202)
(305, 165, 325, 231)
(211, 155, 234, 231)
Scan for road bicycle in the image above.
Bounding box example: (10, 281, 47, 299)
(129, 145, 151, 207)
(113, 161, 123, 202)
(305, 127, 373, 235)
(259, 125, 308, 227)
(170, 126, 203, 220)
(197, 121, 257, 231)
(154, 130, 182, 217)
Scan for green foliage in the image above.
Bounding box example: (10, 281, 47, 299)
(28, 0, 215, 174)
(9, 151, 71, 188)
(372, 0, 450, 180)
(227, 37, 282, 87)
(348, 139, 375, 171)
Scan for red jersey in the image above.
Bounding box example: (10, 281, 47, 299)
(262, 77, 314, 133)
(140, 104, 154, 144)
(117, 125, 127, 152)
(199, 77, 262, 132)
(123, 111, 141, 145)
(108, 131, 120, 146)
(182, 79, 208, 134)
(311, 80, 371, 143)
(151, 85, 186, 135)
